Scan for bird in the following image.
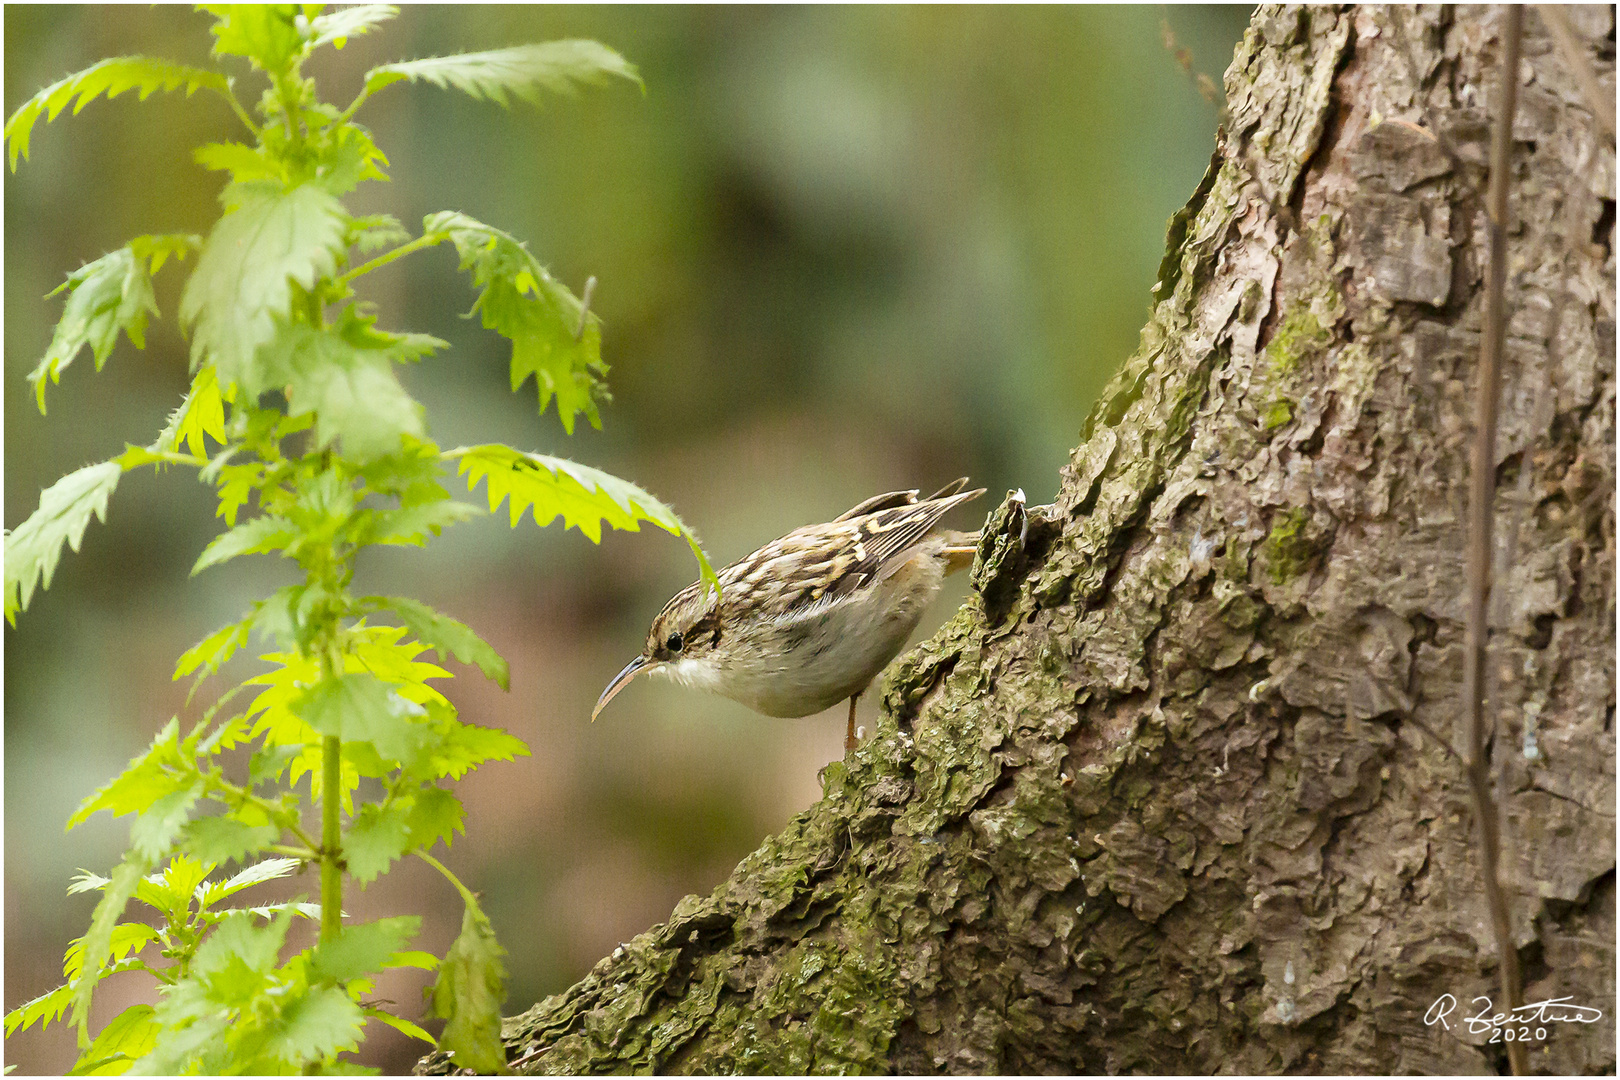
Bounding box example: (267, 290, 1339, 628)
(592, 478, 986, 752)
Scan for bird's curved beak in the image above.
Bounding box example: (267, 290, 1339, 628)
(592, 655, 650, 721)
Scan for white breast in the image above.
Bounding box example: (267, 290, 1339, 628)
(658, 547, 950, 717)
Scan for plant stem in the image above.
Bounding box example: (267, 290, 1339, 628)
(1536, 5, 1616, 137)
(320, 734, 342, 943)
(1463, 6, 1526, 1075)
(216, 81, 261, 139)
(270, 844, 318, 860)
(205, 775, 321, 854)
(416, 850, 478, 910)
(335, 231, 446, 287)
(334, 86, 375, 127)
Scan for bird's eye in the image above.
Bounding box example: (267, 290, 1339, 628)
(666, 632, 684, 652)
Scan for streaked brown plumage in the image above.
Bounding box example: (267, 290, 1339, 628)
(593, 479, 984, 750)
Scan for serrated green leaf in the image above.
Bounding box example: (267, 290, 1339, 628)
(349, 213, 409, 254)
(365, 596, 508, 689)
(68, 719, 183, 830)
(241, 900, 324, 922)
(450, 443, 718, 594)
(143, 914, 291, 1069)
(343, 737, 390, 780)
(244, 661, 321, 749)
(182, 817, 278, 868)
(249, 743, 303, 785)
(264, 985, 365, 1065)
(71, 859, 148, 1046)
(200, 5, 303, 72)
(311, 123, 391, 197)
(190, 909, 290, 997)
(202, 857, 303, 907)
(191, 515, 296, 575)
(352, 627, 452, 697)
(309, 916, 420, 984)
(30, 248, 156, 414)
(422, 721, 527, 782)
(134, 1013, 228, 1076)
(64, 923, 157, 983)
(150, 365, 228, 460)
(212, 463, 262, 528)
(194, 711, 251, 759)
(108, 445, 177, 473)
(425, 211, 605, 433)
(449, 444, 685, 538)
(351, 438, 452, 514)
(364, 1008, 435, 1045)
(248, 583, 313, 651)
(296, 672, 427, 763)
(4, 57, 230, 170)
(385, 331, 444, 363)
(71, 1052, 136, 1074)
(137, 855, 212, 920)
(67, 869, 112, 896)
(128, 233, 203, 278)
(405, 787, 464, 850)
(4, 461, 122, 624)
(304, 1062, 379, 1076)
(310, 4, 397, 50)
(430, 899, 508, 1075)
(256, 320, 425, 462)
(365, 39, 640, 107)
(344, 803, 411, 884)
(179, 182, 348, 392)
(130, 781, 204, 862)
(70, 1004, 158, 1076)
(2, 958, 145, 1043)
(193, 141, 287, 183)
(5, 981, 74, 1038)
(354, 500, 481, 547)
(383, 951, 438, 972)
(173, 616, 253, 681)
(294, 464, 359, 523)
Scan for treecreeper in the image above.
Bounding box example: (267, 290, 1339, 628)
(593, 479, 985, 751)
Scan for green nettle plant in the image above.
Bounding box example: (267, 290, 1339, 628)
(2, 5, 715, 1073)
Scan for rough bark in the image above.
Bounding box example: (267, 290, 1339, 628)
(423, 5, 1616, 1074)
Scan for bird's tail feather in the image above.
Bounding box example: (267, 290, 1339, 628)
(941, 530, 980, 575)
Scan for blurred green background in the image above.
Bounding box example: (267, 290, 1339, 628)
(5, 5, 1250, 1072)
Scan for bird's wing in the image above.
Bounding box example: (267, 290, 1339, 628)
(844, 486, 983, 591)
(831, 478, 967, 523)
(832, 488, 919, 521)
(723, 484, 985, 623)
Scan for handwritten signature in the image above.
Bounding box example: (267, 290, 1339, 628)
(1425, 994, 1603, 1043)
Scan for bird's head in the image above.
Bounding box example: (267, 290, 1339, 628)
(591, 580, 722, 720)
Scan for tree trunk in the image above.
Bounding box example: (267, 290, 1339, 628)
(424, 5, 1616, 1073)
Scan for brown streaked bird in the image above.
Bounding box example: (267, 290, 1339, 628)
(593, 479, 985, 751)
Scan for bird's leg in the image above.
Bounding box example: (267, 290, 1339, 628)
(845, 693, 861, 753)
